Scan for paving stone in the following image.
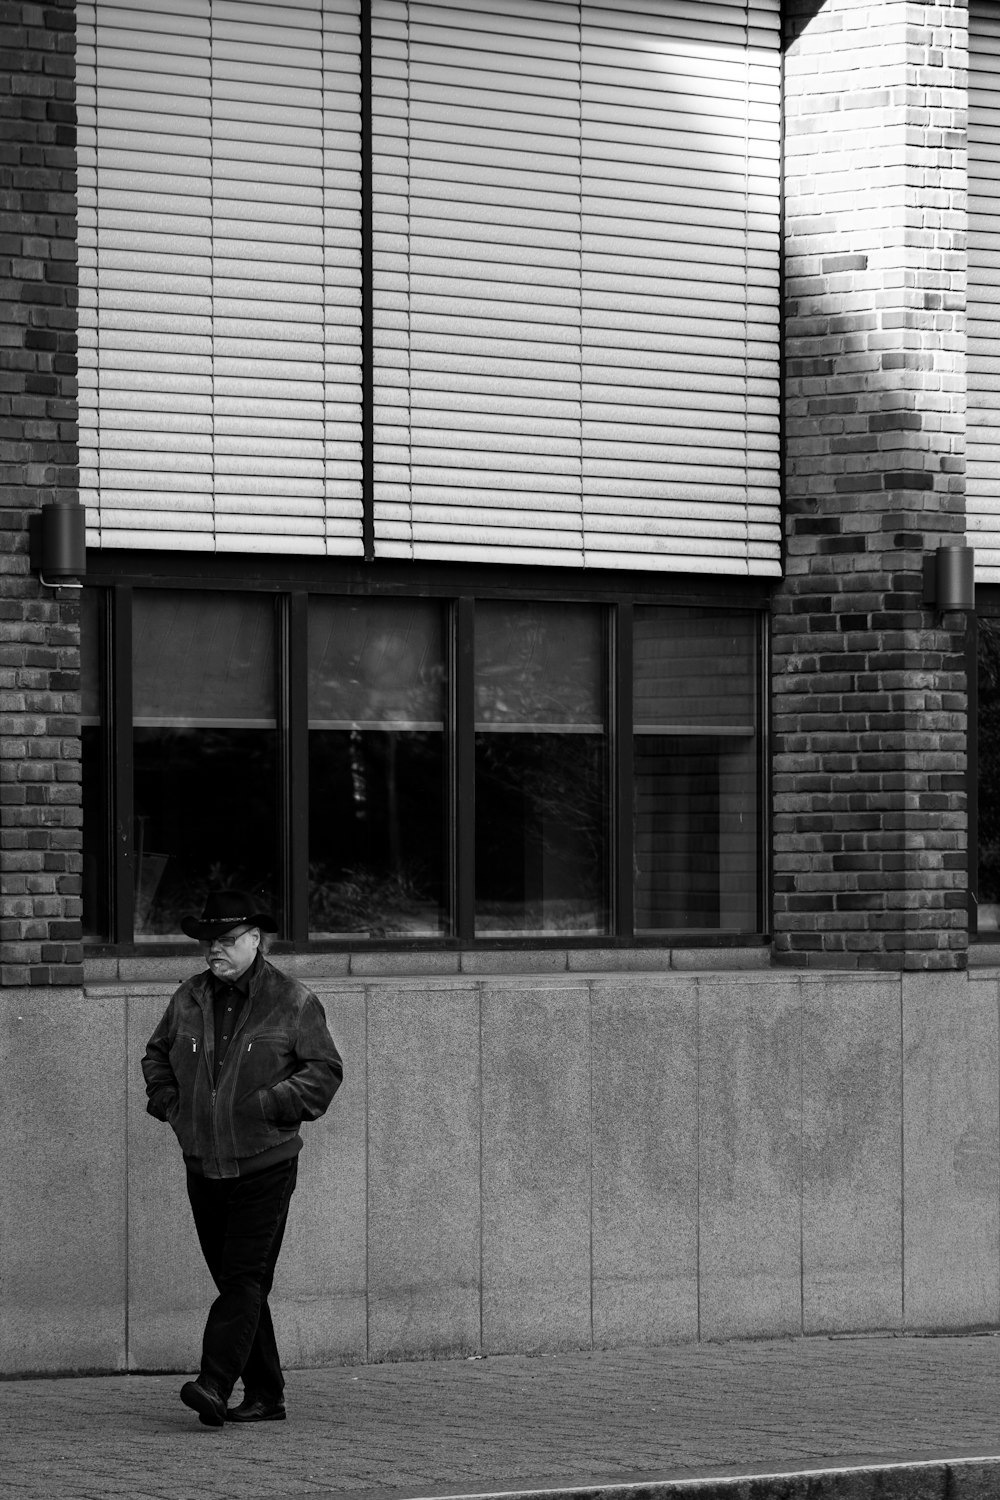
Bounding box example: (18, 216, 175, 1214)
(3, 1335, 1000, 1500)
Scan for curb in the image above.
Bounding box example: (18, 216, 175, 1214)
(327, 1457, 1000, 1500)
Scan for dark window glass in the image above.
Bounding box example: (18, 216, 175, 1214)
(978, 618, 1000, 931)
(132, 590, 278, 938)
(634, 608, 759, 932)
(308, 598, 448, 936)
(80, 577, 766, 951)
(474, 601, 608, 936)
(81, 588, 108, 940)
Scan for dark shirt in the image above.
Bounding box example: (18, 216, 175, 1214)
(211, 950, 262, 1084)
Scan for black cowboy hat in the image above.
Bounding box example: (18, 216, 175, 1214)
(181, 889, 278, 940)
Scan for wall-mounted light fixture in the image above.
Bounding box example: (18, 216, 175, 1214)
(29, 502, 86, 589)
(922, 542, 975, 613)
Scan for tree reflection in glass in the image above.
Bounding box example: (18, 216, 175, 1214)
(131, 591, 278, 938)
(308, 598, 447, 936)
(475, 601, 608, 935)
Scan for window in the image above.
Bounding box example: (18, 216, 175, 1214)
(81, 570, 766, 949)
(308, 598, 448, 937)
(634, 608, 759, 932)
(475, 602, 608, 936)
(131, 591, 278, 937)
(977, 614, 1000, 935)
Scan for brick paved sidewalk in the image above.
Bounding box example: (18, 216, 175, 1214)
(2, 1335, 1000, 1500)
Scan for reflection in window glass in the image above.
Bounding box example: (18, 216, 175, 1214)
(634, 608, 758, 932)
(978, 619, 1000, 932)
(308, 599, 447, 936)
(132, 591, 278, 938)
(81, 588, 108, 939)
(475, 602, 608, 935)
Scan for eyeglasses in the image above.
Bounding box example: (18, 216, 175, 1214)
(201, 927, 255, 951)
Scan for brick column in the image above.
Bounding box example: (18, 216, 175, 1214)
(774, 0, 969, 969)
(0, 0, 83, 985)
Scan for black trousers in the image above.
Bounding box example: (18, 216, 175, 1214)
(185, 1157, 298, 1404)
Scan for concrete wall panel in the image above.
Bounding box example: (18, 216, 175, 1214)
(902, 973, 1000, 1329)
(0, 988, 128, 1373)
(276, 985, 367, 1366)
(699, 976, 803, 1339)
(7, 966, 1000, 1377)
(802, 979, 903, 1333)
(367, 984, 481, 1359)
(481, 984, 592, 1353)
(591, 981, 698, 1346)
(126, 988, 215, 1372)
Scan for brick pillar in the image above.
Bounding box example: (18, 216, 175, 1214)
(0, 0, 83, 985)
(774, 0, 969, 969)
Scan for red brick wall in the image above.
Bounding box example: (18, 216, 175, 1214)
(774, 0, 970, 968)
(0, 0, 83, 985)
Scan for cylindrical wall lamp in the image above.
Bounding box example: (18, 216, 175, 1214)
(31, 502, 86, 588)
(922, 543, 975, 613)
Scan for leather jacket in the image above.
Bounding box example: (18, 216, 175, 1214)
(142, 958, 343, 1179)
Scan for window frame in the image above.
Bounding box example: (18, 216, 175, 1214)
(81, 549, 773, 954)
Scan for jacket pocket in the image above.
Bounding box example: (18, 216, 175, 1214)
(235, 1031, 293, 1103)
(228, 1032, 296, 1154)
(167, 1033, 201, 1096)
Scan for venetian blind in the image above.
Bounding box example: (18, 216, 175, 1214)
(76, 0, 363, 554)
(970, 1, 1000, 580)
(371, 0, 781, 573)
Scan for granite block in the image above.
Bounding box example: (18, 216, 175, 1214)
(126, 991, 214, 1372)
(592, 982, 698, 1345)
(118, 955, 204, 985)
(83, 956, 120, 982)
(669, 946, 771, 971)
(0, 988, 128, 1374)
(279, 951, 352, 979)
(698, 978, 803, 1339)
(902, 972, 1000, 1329)
(566, 948, 671, 972)
(459, 949, 569, 975)
(802, 977, 903, 1334)
(367, 985, 481, 1358)
(276, 986, 368, 1365)
(349, 951, 461, 977)
(481, 985, 592, 1353)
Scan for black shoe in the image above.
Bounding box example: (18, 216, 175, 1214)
(227, 1395, 286, 1423)
(180, 1379, 227, 1427)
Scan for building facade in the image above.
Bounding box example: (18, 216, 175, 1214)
(3, 0, 1000, 1376)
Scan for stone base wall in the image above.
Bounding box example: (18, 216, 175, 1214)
(3, 964, 998, 1376)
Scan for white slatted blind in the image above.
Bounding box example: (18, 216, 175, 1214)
(970, 2, 1000, 581)
(77, 0, 363, 554)
(372, 0, 781, 573)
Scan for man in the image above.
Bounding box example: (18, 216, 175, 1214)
(142, 889, 343, 1428)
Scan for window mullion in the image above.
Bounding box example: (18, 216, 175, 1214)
(111, 583, 135, 946)
(281, 591, 310, 947)
(454, 596, 475, 940)
(614, 601, 635, 939)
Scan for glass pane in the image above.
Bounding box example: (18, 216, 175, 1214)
(308, 598, 447, 937)
(475, 602, 608, 936)
(634, 610, 756, 728)
(132, 591, 278, 939)
(634, 608, 758, 933)
(133, 590, 274, 725)
(81, 588, 108, 940)
(476, 600, 603, 728)
(978, 619, 1000, 932)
